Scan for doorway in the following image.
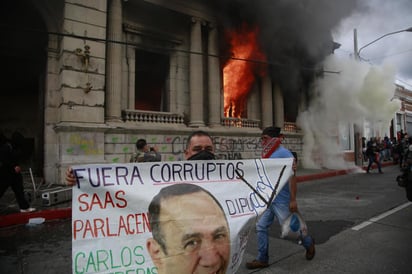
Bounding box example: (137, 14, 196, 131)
(0, 1, 48, 174)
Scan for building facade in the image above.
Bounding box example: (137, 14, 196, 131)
(0, 0, 308, 184)
(393, 84, 412, 137)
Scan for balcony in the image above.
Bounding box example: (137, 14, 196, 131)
(283, 122, 299, 133)
(220, 117, 260, 128)
(122, 109, 185, 124)
(122, 109, 298, 132)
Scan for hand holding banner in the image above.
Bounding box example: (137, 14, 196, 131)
(71, 158, 293, 274)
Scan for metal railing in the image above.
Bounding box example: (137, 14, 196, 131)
(283, 122, 299, 132)
(122, 109, 185, 124)
(122, 109, 299, 132)
(220, 117, 260, 128)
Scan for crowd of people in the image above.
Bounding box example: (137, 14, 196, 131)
(362, 131, 412, 201)
(363, 130, 412, 173)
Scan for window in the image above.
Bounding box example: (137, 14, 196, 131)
(396, 113, 402, 132)
(339, 123, 351, 150)
(135, 50, 169, 111)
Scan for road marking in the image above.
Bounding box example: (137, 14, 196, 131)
(352, 201, 412, 231)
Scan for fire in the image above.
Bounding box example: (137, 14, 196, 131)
(223, 24, 267, 118)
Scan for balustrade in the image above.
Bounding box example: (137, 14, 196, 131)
(122, 110, 185, 124)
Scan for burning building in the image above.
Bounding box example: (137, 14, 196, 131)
(0, 0, 359, 183)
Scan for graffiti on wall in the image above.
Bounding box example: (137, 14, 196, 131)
(213, 136, 261, 159)
(108, 135, 263, 163)
(66, 133, 104, 156)
(66, 132, 301, 163)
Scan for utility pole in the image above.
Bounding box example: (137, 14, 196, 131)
(353, 28, 359, 60)
(353, 28, 362, 166)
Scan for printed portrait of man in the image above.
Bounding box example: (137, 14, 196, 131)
(146, 183, 231, 274)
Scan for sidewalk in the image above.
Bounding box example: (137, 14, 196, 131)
(0, 161, 395, 228)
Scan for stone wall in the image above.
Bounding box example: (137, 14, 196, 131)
(56, 129, 303, 182)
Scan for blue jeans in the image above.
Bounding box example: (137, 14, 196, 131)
(256, 201, 313, 262)
(367, 154, 382, 172)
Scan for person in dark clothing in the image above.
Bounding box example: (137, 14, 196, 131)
(129, 138, 161, 163)
(361, 137, 367, 161)
(0, 131, 35, 213)
(365, 137, 383, 174)
(397, 143, 412, 201)
(399, 134, 410, 168)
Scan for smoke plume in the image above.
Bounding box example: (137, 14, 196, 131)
(213, 0, 360, 120)
(213, 1, 400, 169)
(297, 56, 400, 169)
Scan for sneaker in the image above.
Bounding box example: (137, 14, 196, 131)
(306, 239, 316, 260)
(20, 207, 36, 213)
(245, 260, 269, 269)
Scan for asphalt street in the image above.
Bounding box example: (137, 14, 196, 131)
(1, 164, 411, 274)
(239, 164, 412, 274)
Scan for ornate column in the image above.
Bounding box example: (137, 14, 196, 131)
(168, 52, 178, 113)
(106, 0, 122, 122)
(273, 84, 284, 128)
(189, 17, 204, 127)
(261, 75, 273, 128)
(127, 45, 135, 109)
(208, 23, 221, 127)
(175, 48, 186, 114)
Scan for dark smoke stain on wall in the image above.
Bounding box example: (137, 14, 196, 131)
(212, 0, 360, 121)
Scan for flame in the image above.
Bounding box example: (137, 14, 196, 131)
(223, 24, 267, 118)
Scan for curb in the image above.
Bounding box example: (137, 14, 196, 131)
(296, 168, 357, 183)
(0, 208, 71, 228)
(0, 162, 396, 228)
(296, 161, 395, 183)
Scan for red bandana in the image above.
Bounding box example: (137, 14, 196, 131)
(261, 137, 282, 158)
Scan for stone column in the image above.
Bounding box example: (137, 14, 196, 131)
(273, 84, 284, 128)
(127, 45, 135, 109)
(247, 84, 260, 120)
(189, 17, 204, 127)
(208, 23, 221, 127)
(169, 52, 178, 113)
(261, 75, 273, 128)
(106, 0, 122, 121)
(175, 49, 187, 114)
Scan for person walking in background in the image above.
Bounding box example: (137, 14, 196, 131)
(246, 126, 315, 270)
(365, 137, 383, 174)
(361, 137, 367, 162)
(396, 134, 409, 168)
(0, 131, 36, 213)
(391, 137, 399, 164)
(130, 138, 161, 163)
(382, 136, 392, 162)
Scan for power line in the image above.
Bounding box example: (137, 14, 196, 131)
(368, 48, 412, 61)
(335, 47, 412, 88)
(0, 24, 339, 74)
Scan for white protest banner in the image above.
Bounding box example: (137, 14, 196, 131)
(71, 158, 293, 274)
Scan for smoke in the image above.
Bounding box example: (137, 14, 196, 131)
(333, 0, 412, 88)
(297, 56, 400, 169)
(212, 1, 401, 169)
(212, 0, 360, 119)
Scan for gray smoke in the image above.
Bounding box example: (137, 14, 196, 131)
(213, 1, 402, 169)
(297, 56, 400, 169)
(213, 0, 360, 120)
